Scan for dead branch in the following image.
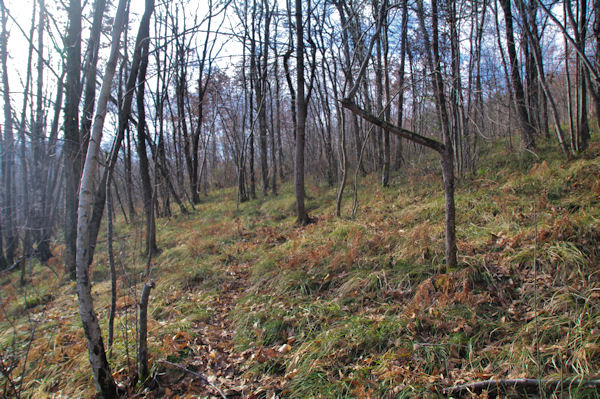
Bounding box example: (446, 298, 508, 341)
(443, 378, 600, 396)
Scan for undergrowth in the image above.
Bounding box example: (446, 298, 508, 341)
(1, 137, 599, 397)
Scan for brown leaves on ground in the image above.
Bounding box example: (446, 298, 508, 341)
(152, 264, 285, 398)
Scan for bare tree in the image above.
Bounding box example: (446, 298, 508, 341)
(135, 6, 157, 257)
(294, 0, 308, 223)
(342, 0, 458, 269)
(63, 0, 82, 278)
(292, 0, 317, 225)
(0, 0, 17, 266)
(74, 0, 129, 395)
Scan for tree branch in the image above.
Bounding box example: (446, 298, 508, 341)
(340, 98, 446, 153)
(444, 378, 600, 396)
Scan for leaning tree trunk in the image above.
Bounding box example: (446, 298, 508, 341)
(80, 0, 108, 170)
(84, 0, 156, 267)
(74, 0, 128, 395)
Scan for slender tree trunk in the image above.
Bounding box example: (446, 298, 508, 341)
(499, 0, 536, 150)
(64, 0, 82, 278)
(138, 280, 155, 382)
(274, 46, 285, 181)
(593, 0, 600, 130)
(375, 4, 384, 179)
(17, 3, 37, 261)
(336, 109, 348, 217)
(270, 57, 278, 195)
(75, 0, 128, 395)
(577, 0, 590, 150)
(394, 0, 408, 171)
(85, 0, 156, 266)
(31, 0, 52, 262)
(431, 0, 457, 269)
(0, 206, 5, 269)
(136, 18, 157, 257)
(294, 0, 309, 224)
(381, 6, 391, 187)
(106, 174, 116, 357)
(257, 0, 271, 196)
(0, 0, 17, 265)
(80, 0, 107, 171)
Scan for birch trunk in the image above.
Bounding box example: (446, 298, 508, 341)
(75, 0, 128, 395)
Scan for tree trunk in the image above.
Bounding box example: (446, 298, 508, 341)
(31, 0, 52, 263)
(136, 19, 157, 258)
(63, 0, 82, 278)
(138, 280, 155, 382)
(294, 0, 310, 224)
(499, 0, 536, 150)
(85, 0, 156, 266)
(381, 5, 391, 187)
(106, 174, 116, 357)
(271, 53, 279, 195)
(594, 0, 600, 130)
(395, 0, 408, 171)
(257, 0, 271, 196)
(17, 4, 37, 261)
(0, 0, 17, 265)
(80, 0, 107, 171)
(75, 0, 128, 395)
(577, 0, 590, 150)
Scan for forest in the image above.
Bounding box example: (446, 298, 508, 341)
(0, 0, 599, 397)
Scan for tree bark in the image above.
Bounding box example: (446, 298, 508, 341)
(31, 0, 52, 263)
(294, 0, 310, 224)
(0, 0, 17, 266)
(63, 0, 82, 279)
(499, 0, 536, 150)
(75, 0, 128, 395)
(106, 174, 116, 357)
(85, 0, 156, 266)
(135, 11, 157, 257)
(138, 280, 155, 382)
(394, 0, 408, 171)
(17, 3, 37, 262)
(80, 0, 107, 171)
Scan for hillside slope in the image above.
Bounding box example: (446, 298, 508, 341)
(1, 140, 599, 398)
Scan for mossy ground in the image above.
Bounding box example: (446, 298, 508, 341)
(1, 137, 599, 398)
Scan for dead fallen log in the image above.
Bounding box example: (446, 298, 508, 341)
(444, 378, 600, 396)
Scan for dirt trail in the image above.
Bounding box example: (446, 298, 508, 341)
(154, 262, 282, 398)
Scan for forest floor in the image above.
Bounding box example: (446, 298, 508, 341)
(1, 138, 600, 398)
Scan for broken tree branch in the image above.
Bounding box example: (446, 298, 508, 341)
(444, 378, 600, 396)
